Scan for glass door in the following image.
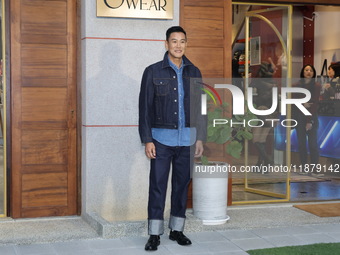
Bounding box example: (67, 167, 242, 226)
(232, 3, 292, 204)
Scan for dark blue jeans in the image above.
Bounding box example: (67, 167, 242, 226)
(148, 140, 191, 224)
(295, 115, 319, 166)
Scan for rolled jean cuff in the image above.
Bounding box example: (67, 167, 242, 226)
(148, 219, 164, 235)
(168, 215, 185, 232)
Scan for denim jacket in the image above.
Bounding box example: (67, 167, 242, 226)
(139, 52, 206, 144)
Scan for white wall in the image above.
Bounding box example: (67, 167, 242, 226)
(81, 0, 180, 222)
(314, 6, 340, 74)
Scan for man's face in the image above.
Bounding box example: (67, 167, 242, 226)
(165, 32, 187, 62)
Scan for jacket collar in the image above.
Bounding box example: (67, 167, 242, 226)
(161, 51, 193, 69)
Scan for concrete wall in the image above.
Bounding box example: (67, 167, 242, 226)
(314, 6, 340, 73)
(81, 0, 180, 222)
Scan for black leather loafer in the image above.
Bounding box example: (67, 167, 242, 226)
(145, 235, 160, 251)
(169, 230, 192, 245)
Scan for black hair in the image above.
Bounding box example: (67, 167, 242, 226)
(166, 26, 187, 41)
(329, 63, 340, 78)
(300, 64, 316, 79)
(299, 64, 317, 95)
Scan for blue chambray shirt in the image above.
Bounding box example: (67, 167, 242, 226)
(151, 57, 196, 146)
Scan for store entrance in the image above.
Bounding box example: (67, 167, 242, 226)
(232, 3, 340, 204)
(232, 3, 291, 204)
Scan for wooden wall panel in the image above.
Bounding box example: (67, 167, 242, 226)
(11, 0, 77, 218)
(22, 164, 67, 174)
(21, 0, 67, 35)
(185, 19, 224, 39)
(181, 0, 231, 78)
(183, 7, 223, 21)
(22, 45, 67, 79)
(183, 0, 224, 7)
(186, 48, 224, 77)
(22, 88, 68, 121)
(22, 45, 67, 66)
(22, 173, 68, 207)
(22, 130, 68, 165)
(187, 39, 225, 49)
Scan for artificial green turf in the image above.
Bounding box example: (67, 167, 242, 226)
(247, 243, 340, 255)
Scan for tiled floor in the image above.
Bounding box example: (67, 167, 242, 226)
(1, 222, 340, 255)
(233, 178, 340, 202)
(232, 162, 340, 201)
(231, 153, 340, 203)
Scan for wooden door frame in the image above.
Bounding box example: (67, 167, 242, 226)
(4, 0, 11, 217)
(8, 0, 79, 218)
(76, 0, 82, 216)
(4, 0, 81, 219)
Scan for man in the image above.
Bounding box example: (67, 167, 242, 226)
(139, 26, 205, 251)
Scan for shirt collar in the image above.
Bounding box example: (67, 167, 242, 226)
(162, 52, 193, 69)
(168, 56, 183, 71)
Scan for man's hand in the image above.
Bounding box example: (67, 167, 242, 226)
(145, 142, 156, 159)
(195, 140, 204, 158)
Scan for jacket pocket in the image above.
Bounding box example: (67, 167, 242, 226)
(154, 79, 170, 96)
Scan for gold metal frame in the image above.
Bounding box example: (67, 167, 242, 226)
(232, 2, 293, 204)
(0, 0, 6, 217)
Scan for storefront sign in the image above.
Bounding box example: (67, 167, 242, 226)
(97, 0, 173, 19)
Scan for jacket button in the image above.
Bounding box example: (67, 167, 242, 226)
(174, 112, 177, 114)
(174, 88, 177, 90)
(174, 100, 177, 102)
(173, 76, 176, 78)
